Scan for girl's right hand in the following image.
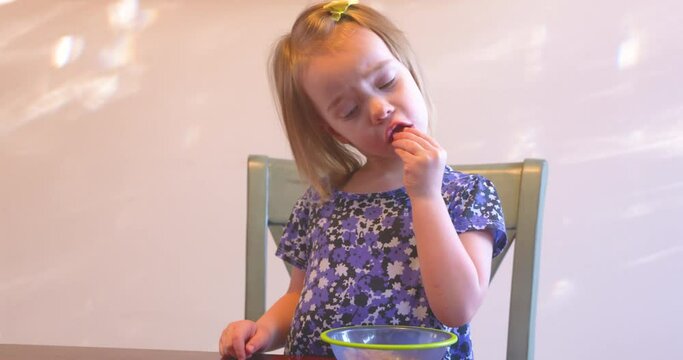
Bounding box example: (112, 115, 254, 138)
(218, 320, 272, 360)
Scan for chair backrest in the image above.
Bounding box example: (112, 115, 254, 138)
(245, 154, 548, 360)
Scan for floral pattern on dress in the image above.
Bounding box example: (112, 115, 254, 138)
(276, 166, 507, 359)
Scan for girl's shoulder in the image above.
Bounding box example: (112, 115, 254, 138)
(286, 187, 325, 223)
(293, 186, 335, 210)
(442, 165, 497, 197)
(295, 186, 323, 206)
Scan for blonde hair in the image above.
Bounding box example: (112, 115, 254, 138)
(270, 2, 431, 199)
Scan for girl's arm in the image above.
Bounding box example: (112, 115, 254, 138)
(411, 197, 493, 327)
(219, 267, 304, 359)
(255, 267, 305, 349)
(392, 127, 494, 327)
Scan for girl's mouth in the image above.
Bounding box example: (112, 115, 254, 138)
(388, 123, 413, 142)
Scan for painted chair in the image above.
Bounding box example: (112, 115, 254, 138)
(244, 154, 548, 360)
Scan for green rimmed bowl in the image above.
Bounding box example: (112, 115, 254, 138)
(321, 325, 457, 360)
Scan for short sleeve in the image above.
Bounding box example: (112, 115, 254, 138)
(446, 173, 508, 258)
(275, 187, 318, 270)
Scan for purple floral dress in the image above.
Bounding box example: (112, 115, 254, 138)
(276, 166, 507, 359)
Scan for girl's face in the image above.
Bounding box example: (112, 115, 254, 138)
(301, 24, 429, 161)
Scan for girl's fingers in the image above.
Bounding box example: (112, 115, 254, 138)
(245, 329, 269, 356)
(392, 130, 439, 151)
(221, 338, 235, 357)
(403, 127, 442, 149)
(219, 326, 230, 356)
(394, 147, 412, 161)
(392, 138, 426, 157)
(392, 135, 442, 160)
(231, 327, 249, 360)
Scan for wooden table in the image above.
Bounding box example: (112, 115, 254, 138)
(0, 345, 333, 360)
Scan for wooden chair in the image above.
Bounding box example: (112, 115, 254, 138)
(244, 154, 548, 360)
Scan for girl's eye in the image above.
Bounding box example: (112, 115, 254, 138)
(343, 106, 359, 119)
(379, 77, 396, 90)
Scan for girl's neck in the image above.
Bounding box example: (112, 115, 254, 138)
(340, 157, 404, 194)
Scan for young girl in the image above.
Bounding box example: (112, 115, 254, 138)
(219, 1, 507, 359)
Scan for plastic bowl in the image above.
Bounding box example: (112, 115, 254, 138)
(321, 325, 458, 360)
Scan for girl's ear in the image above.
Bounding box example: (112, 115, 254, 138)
(325, 124, 350, 144)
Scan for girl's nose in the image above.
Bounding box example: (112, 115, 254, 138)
(370, 97, 395, 124)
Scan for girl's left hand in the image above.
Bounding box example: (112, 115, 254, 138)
(391, 127, 447, 198)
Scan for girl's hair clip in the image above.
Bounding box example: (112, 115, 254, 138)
(323, 0, 359, 22)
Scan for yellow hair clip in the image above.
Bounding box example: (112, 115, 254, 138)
(323, 0, 359, 22)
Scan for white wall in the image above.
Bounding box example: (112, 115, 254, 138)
(1, 0, 681, 358)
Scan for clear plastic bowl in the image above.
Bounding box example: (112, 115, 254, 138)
(321, 325, 458, 360)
